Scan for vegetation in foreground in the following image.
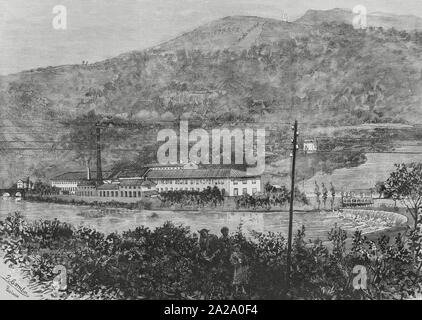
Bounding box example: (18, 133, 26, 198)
(0, 213, 421, 300)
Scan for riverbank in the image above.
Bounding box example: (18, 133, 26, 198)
(24, 194, 321, 213)
(25, 194, 157, 210)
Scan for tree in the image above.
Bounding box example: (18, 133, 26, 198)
(375, 181, 387, 198)
(385, 163, 422, 230)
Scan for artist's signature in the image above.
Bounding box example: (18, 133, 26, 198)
(1, 275, 30, 298)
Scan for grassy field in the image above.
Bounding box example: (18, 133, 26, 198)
(301, 144, 422, 194)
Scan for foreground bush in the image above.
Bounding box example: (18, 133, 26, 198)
(0, 212, 421, 300)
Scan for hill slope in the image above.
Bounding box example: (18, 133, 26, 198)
(1, 15, 422, 186)
(295, 8, 422, 31)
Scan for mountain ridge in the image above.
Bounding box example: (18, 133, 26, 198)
(1, 12, 422, 186)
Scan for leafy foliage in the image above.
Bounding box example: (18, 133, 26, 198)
(0, 213, 421, 300)
(385, 163, 422, 229)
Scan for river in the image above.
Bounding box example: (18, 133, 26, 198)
(0, 199, 386, 240)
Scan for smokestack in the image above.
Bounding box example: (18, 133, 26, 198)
(86, 159, 91, 180)
(96, 126, 103, 185)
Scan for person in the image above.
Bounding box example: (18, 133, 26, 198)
(229, 244, 249, 296)
(322, 183, 328, 209)
(218, 227, 233, 281)
(219, 227, 232, 257)
(330, 182, 336, 210)
(198, 229, 219, 262)
(220, 227, 229, 241)
(314, 181, 321, 210)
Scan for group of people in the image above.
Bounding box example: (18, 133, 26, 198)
(314, 181, 336, 210)
(197, 227, 249, 295)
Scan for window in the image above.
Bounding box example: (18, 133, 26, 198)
(121, 191, 124, 197)
(133, 192, 136, 198)
(129, 191, 132, 197)
(252, 180, 256, 184)
(106, 191, 109, 197)
(234, 188, 238, 196)
(252, 188, 257, 194)
(242, 188, 247, 195)
(125, 191, 128, 197)
(243, 180, 247, 184)
(234, 180, 238, 185)
(138, 191, 141, 197)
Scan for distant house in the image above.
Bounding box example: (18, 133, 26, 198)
(16, 178, 34, 191)
(303, 140, 318, 154)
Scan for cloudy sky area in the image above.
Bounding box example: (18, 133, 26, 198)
(0, 0, 421, 75)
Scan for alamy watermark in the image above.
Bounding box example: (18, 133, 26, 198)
(52, 265, 67, 292)
(352, 5, 367, 30)
(52, 5, 67, 30)
(157, 121, 266, 175)
(352, 265, 368, 290)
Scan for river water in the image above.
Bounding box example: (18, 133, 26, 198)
(0, 199, 384, 240)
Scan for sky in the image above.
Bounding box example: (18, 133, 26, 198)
(0, 0, 422, 75)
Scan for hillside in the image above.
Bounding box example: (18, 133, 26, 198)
(1, 13, 422, 187)
(155, 15, 313, 52)
(296, 8, 422, 31)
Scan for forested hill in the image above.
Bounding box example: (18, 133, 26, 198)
(1, 12, 422, 186)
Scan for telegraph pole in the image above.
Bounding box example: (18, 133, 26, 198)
(96, 125, 103, 185)
(286, 120, 298, 287)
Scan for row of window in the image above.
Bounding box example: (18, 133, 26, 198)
(53, 182, 78, 186)
(159, 187, 223, 192)
(58, 187, 77, 191)
(161, 179, 226, 185)
(233, 180, 257, 185)
(233, 188, 258, 196)
(98, 190, 143, 198)
(121, 185, 151, 190)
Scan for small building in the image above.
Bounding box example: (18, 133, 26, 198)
(303, 140, 318, 154)
(51, 170, 110, 195)
(16, 178, 34, 191)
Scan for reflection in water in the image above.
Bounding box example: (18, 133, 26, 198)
(0, 199, 380, 240)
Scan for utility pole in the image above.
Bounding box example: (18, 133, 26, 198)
(96, 125, 103, 185)
(286, 120, 298, 287)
